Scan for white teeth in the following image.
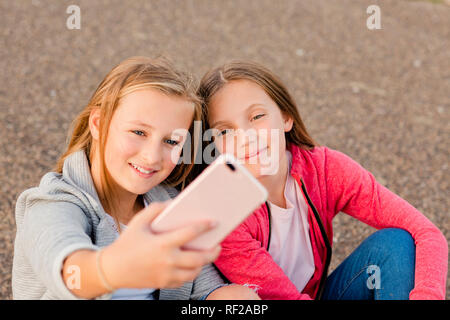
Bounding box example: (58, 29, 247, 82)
(132, 164, 152, 174)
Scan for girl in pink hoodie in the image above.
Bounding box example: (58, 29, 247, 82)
(197, 61, 448, 300)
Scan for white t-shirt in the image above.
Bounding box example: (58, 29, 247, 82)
(267, 150, 315, 293)
(105, 197, 157, 300)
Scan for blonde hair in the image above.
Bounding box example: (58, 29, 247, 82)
(198, 60, 319, 150)
(54, 56, 202, 229)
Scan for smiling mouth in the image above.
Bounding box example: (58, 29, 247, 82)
(129, 163, 157, 177)
(240, 147, 268, 160)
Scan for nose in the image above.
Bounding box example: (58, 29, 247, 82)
(141, 139, 163, 170)
(235, 128, 259, 154)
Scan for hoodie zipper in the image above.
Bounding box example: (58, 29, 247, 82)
(265, 179, 332, 300)
(299, 177, 332, 300)
(265, 201, 272, 252)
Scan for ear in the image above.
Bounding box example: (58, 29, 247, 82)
(89, 108, 101, 141)
(282, 113, 294, 133)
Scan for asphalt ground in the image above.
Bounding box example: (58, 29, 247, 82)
(0, 0, 448, 299)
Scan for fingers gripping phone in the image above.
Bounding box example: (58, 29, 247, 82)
(151, 154, 268, 250)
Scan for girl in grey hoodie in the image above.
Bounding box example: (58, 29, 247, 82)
(12, 56, 259, 300)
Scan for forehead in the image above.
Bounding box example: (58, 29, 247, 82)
(114, 88, 195, 129)
(208, 79, 277, 121)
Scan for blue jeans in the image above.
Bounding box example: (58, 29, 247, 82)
(322, 228, 416, 300)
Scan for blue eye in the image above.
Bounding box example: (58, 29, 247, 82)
(252, 114, 265, 121)
(165, 139, 179, 146)
(218, 129, 232, 137)
(132, 130, 145, 136)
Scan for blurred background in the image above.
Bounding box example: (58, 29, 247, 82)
(0, 0, 448, 299)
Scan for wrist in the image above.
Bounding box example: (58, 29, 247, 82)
(99, 245, 123, 290)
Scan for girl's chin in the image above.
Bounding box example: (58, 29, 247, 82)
(125, 175, 161, 195)
(244, 162, 280, 178)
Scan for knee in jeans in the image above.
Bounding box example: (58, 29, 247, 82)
(374, 228, 416, 262)
(372, 228, 416, 292)
(378, 228, 414, 244)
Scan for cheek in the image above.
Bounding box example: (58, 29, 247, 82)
(161, 147, 180, 171)
(122, 135, 141, 153)
(222, 136, 235, 153)
(260, 120, 285, 148)
(217, 136, 239, 155)
(105, 133, 139, 166)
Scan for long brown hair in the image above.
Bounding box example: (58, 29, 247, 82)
(198, 60, 319, 150)
(54, 56, 202, 228)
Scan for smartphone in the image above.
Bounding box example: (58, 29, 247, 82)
(151, 153, 268, 250)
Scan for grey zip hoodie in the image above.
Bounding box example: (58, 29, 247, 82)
(12, 149, 225, 300)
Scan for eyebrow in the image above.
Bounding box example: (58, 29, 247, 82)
(127, 120, 154, 129)
(210, 103, 265, 128)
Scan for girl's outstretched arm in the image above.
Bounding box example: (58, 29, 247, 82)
(26, 200, 219, 299)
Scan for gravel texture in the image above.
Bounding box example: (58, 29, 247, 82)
(0, 0, 448, 299)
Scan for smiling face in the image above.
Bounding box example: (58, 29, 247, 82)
(91, 88, 195, 197)
(208, 79, 293, 178)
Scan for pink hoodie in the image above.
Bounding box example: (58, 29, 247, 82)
(214, 144, 448, 300)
